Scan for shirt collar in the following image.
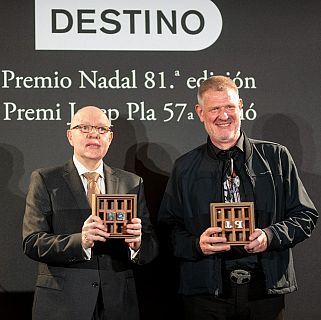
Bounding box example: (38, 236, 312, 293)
(72, 155, 104, 178)
(207, 132, 245, 158)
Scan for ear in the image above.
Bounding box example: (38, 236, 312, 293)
(195, 104, 204, 122)
(66, 129, 74, 147)
(107, 131, 114, 145)
(239, 98, 243, 110)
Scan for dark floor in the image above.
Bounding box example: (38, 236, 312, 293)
(0, 292, 33, 320)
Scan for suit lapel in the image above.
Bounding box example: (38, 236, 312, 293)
(63, 159, 90, 210)
(62, 160, 119, 208)
(104, 164, 119, 194)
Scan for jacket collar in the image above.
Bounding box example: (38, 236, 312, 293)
(103, 162, 119, 194)
(62, 159, 120, 209)
(242, 131, 254, 164)
(63, 159, 89, 210)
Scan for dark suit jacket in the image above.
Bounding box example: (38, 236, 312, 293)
(23, 159, 158, 320)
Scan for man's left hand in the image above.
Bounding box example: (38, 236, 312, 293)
(244, 228, 268, 253)
(125, 217, 142, 251)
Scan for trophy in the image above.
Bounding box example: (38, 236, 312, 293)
(91, 194, 137, 238)
(210, 202, 255, 245)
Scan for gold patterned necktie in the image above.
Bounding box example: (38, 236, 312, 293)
(83, 172, 101, 207)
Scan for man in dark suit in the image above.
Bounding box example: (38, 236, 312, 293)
(23, 106, 158, 320)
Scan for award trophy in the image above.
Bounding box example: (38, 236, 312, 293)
(91, 194, 137, 238)
(210, 202, 255, 245)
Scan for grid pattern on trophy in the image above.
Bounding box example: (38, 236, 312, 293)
(92, 194, 137, 238)
(210, 202, 255, 245)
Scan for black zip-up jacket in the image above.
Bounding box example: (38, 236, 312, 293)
(159, 133, 318, 296)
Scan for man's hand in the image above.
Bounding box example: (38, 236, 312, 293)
(199, 227, 231, 255)
(244, 228, 268, 253)
(81, 215, 110, 249)
(125, 217, 142, 251)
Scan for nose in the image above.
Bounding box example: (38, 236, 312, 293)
(87, 127, 100, 137)
(218, 107, 229, 119)
(88, 126, 99, 133)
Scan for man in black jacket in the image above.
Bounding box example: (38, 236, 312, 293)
(158, 76, 318, 320)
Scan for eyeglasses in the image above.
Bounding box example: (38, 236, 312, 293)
(71, 124, 111, 134)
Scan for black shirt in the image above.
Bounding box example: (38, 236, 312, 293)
(207, 133, 259, 271)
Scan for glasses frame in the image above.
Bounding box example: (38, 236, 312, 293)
(71, 124, 112, 134)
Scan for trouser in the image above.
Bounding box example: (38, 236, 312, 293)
(183, 269, 284, 320)
(92, 286, 105, 320)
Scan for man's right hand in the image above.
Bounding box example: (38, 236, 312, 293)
(81, 215, 110, 249)
(199, 227, 231, 255)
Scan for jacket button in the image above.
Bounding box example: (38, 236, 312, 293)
(92, 282, 99, 288)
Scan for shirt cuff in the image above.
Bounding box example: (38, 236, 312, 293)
(83, 247, 91, 260)
(129, 247, 140, 261)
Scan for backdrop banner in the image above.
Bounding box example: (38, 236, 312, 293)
(0, 1, 320, 319)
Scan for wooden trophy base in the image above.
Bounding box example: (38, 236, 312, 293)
(92, 194, 137, 238)
(210, 202, 255, 245)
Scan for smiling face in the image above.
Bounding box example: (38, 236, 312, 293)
(67, 106, 113, 170)
(195, 88, 243, 150)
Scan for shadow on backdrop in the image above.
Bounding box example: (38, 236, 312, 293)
(0, 144, 36, 320)
(107, 117, 183, 320)
(251, 114, 321, 319)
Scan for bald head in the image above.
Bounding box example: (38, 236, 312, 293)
(67, 105, 113, 170)
(70, 106, 111, 129)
